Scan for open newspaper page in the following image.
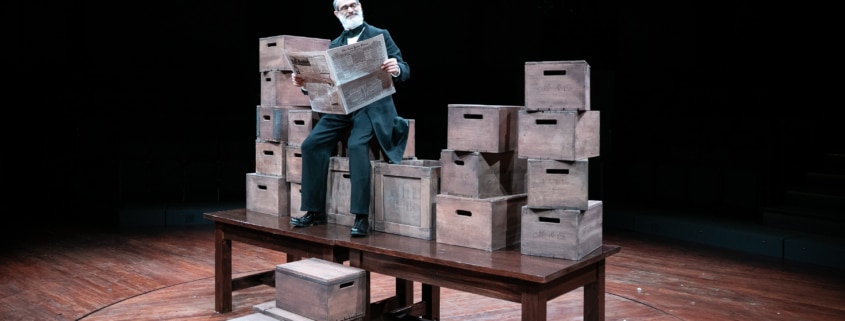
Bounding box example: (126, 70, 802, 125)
(285, 34, 395, 114)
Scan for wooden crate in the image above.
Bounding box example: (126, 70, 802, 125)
(440, 149, 526, 199)
(246, 172, 289, 216)
(526, 158, 589, 210)
(285, 144, 302, 184)
(524, 60, 590, 111)
(256, 105, 310, 143)
(260, 70, 311, 107)
(326, 157, 378, 227)
(289, 182, 307, 220)
(255, 139, 285, 177)
(373, 159, 441, 240)
(435, 193, 527, 251)
(287, 109, 320, 146)
(259, 35, 330, 72)
(446, 104, 522, 153)
(518, 109, 600, 161)
(275, 258, 366, 321)
(520, 200, 603, 260)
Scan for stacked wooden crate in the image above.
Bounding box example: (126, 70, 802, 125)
(519, 60, 603, 260)
(435, 104, 528, 251)
(249, 35, 330, 217)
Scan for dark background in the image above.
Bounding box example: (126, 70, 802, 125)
(4, 1, 840, 236)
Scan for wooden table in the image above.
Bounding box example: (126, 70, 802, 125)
(205, 208, 620, 320)
(203, 209, 350, 313)
(338, 232, 621, 321)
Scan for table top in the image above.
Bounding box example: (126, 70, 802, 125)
(205, 208, 621, 283)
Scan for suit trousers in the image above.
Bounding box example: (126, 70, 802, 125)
(299, 109, 375, 216)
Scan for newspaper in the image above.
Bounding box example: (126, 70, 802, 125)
(284, 34, 395, 115)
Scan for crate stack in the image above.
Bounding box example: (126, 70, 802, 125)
(518, 60, 603, 260)
(434, 104, 528, 251)
(249, 35, 330, 217)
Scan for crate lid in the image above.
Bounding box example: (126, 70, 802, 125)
(276, 258, 364, 284)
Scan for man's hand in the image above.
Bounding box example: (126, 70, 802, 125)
(292, 73, 306, 87)
(381, 58, 400, 77)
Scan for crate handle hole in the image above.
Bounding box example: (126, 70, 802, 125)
(339, 281, 354, 288)
(543, 70, 567, 76)
(539, 217, 561, 223)
(263, 150, 274, 156)
(536, 119, 557, 125)
(343, 174, 351, 179)
(257, 185, 267, 190)
(463, 114, 483, 119)
(294, 120, 305, 125)
(454, 160, 464, 166)
(456, 210, 472, 217)
(546, 169, 570, 175)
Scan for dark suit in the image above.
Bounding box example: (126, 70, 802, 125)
(300, 22, 410, 216)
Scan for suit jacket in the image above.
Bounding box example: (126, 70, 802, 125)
(329, 22, 410, 164)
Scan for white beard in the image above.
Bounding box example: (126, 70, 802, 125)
(338, 8, 364, 30)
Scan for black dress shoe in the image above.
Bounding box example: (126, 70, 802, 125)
(291, 211, 326, 227)
(350, 215, 370, 237)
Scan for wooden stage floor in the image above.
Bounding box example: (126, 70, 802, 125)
(1, 224, 843, 321)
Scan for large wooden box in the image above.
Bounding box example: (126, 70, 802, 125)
(285, 145, 302, 184)
(255, 139, 285, 177)
(287, 109, 320, 146)
(435, 193, 527, 251)
(446, 104, 522, 153)
(260, 70, 311, 107)
(246, 172, 289, 216)
(373, 159, 441, 240)
(256, 105, 309, 143)
(275, 258, 366, 321)
(526, 158, 589, 210)
(520, 200, 603, 260)
(259, 35, 330, 71)
(440, 149, 526, 199)
(524, 60, 590, 110)
(518, 109, 600, 161)
(326, 157, 377, 227)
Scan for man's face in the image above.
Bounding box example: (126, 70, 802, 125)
(334, 0, 363, 30)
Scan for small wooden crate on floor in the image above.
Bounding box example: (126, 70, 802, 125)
(259, 35, 330, 71)
(373, 159, 441, 240)
(254, 139, 285, 177)
(520, 200, 603, 260)
(435, 193, 527, 251)
(246, 172, 289, 216)
(440, 149, 526, 199)
(526, 158, 589, 210)
(285, 144, 302, 184)
(524, 60, 590, 111)
(446, 104, 522, 153)
(260, 70, 311, 107)
(518, 109, 600, 161)
(275, 258, 366, 321)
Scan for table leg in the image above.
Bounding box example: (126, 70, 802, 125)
(215, 222, 233, 313)
(520, 284, 547, 321)
(583, 260, 606, 321)
(421, 283, 440, 321)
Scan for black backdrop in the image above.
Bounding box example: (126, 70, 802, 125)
(5, 1, 838, 227)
